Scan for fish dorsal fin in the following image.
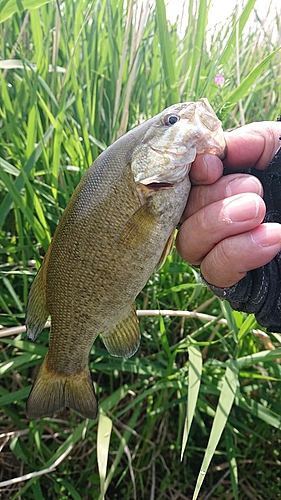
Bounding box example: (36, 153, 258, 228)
(155, 231, 175, 271)
(117, 200, 159, 249)
(102, 304, 140, 358)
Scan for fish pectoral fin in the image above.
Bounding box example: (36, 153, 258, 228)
(117, 201, 159, 248)
(155, 231, 175, 271)
(26, 357, 97, 420)
(102, 304, 140, 358)
(25, 266, 49, 341)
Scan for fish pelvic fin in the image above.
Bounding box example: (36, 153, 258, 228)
(26, 266, 49, 341)
(155, 230, 175, 271)
(26, 358, 98, 420)
(102, 303, 140, 358)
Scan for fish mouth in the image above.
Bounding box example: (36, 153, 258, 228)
(143, 181, 174, 191)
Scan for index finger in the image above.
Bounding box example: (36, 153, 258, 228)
(224, 121, 281, 170)
(189, 121, 281, 187)
(189, 153, 223, 185)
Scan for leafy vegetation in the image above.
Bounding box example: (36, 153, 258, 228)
(1, 0, 281, 498)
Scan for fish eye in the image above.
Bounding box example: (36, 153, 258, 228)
(164, 114, 180, 126)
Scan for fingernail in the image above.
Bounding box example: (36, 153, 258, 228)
(226, 176, 263, 197)
(225, 195, 259, 222)
(251, 224, 281, 247)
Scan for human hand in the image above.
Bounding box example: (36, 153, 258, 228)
(176, 121, 281, 288)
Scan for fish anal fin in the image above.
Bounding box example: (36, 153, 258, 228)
(155, 231, 175, 271)
(102, 304, 140, 358)
(118, 201, 159, 248)
(26, 266, 49, 341)
(26, 357, 97, 420)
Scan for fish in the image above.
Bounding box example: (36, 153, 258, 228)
(25, 98, 226, 420)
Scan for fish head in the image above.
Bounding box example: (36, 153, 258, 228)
(131, 98, 226, 188)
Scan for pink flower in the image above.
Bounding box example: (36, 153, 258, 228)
(214, 74, 224, 85)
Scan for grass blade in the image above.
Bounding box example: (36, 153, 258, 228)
(155, 0, 178, 104)
(181, 343, 202, 460)
(0, 0, 51, 22)
(220, 47, 281, 117)
(0, 124, 54, 232)
(225, 429, 239, 500)
(192, 360, 239, 500)
(97, 412, 113, 500)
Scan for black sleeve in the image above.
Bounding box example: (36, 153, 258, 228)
(202, 142, 281, 332)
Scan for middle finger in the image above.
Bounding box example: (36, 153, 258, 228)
(182, 173, 263, 220)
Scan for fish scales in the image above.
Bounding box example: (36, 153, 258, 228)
(25, 98, 226, 419)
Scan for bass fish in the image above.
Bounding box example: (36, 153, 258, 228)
(25, 98, 225, 420)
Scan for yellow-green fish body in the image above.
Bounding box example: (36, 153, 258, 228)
(25, 98, 225, 419)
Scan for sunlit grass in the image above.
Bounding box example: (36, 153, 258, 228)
(1, 0, 281, 498)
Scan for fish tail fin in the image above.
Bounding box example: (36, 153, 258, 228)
(26, 266, 49, 341)
(26, 357, 98, 420)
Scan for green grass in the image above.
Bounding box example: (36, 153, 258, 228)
(1, 0, 281, 498)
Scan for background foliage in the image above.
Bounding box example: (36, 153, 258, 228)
(1, 0, 281, 498)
